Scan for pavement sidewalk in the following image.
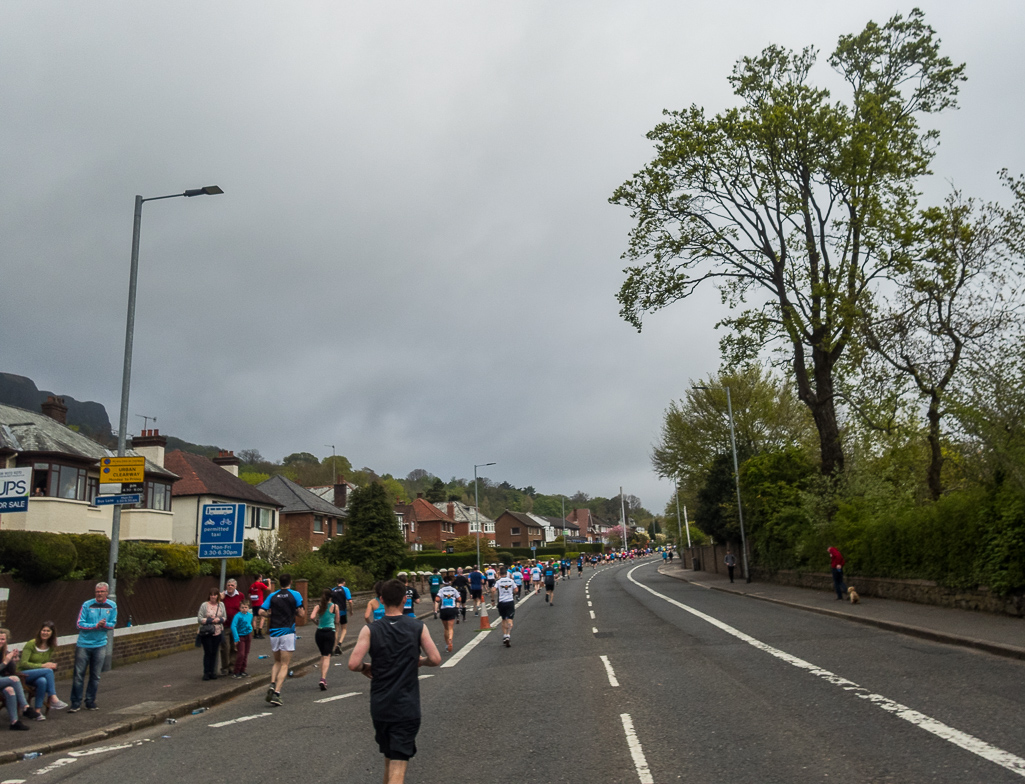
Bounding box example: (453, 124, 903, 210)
(0, 619, 370, 763)
(658, 560, 1025, 661)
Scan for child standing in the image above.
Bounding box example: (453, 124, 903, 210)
(231, 601, 254, 678)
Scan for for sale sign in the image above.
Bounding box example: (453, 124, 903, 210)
(0, 467, 31, 513)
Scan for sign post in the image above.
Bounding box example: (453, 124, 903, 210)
(98, 456, 145, 505)
(0, 467, 31, 514)
(199, 503, 246, 592)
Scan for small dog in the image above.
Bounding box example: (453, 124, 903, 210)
(848, 586, 860, 604)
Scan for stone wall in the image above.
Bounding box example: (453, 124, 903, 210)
(749, 568, 1025, 618)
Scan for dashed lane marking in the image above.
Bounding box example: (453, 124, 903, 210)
(600, 655, 619, 687)
(620, 713, 654, 783)
(314, 692, 362, 704)
(418, 674, 434, 680)
(592, 627, 599, 634)
(209, 712, 273, 727)
(627, 562, 1025, 779)
(589, 610, 596, 619)
(441, 630, 491, 667)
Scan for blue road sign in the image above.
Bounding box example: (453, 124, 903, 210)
(94, 493, 142, 506)
(199, 503, 246, 558)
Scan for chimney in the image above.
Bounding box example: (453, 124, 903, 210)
(212, 450, 240, 477)
(447, 502, 455, 520)
(132, 429, 168, 468)
(333, 480, 348, 509)
(40, 396, 68, 425)
(416, 492, 424, 499)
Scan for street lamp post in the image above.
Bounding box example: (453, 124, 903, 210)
(105, 185, 223, 670)
(693, 384, 750, 583)
(473, 462, 495, 568)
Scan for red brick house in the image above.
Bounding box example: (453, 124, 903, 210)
(393, 496, 465, 550)
(256, 474, 346, 552)
(565, 508, 610, 544)
(494, 510, 545, 549)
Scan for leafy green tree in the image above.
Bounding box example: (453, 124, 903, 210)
(696, 453, 742, 544)
(425, 477, 446, 503)
(321, 482, 406, 578)
(857, 190, 1023, 499)
(532, 495, 566, 517)
(611, 10, 965, 476)
(283, 451, 319, 466)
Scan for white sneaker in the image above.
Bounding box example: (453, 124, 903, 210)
(50, 699, 68, 710)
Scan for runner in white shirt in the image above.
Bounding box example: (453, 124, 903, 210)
(494, 567, 518, 647)
(485, 566, 498, 607)
(530, 564, 542, 595)
(434, 574, 462, 653)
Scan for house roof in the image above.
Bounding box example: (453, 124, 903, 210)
(256, 475, 347, 516)
(307, 482, 355, 507)
(405, 497, 455, 522)
(499, 510, 543, 529)
(0, 402, 177, 480)
(533, 514, 579, 531)
(165, 450, 281, 507)
(432, 500, 495, 526)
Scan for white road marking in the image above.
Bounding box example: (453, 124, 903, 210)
(620, 713, 654, 783)
(2, 778, 27, 783)
(418, 674, 434, 680)
(315, 691, 362, 704)
(209, 712, 273, 727)
(587, 600, 592, 606)
(592, 627, 599, 634)
(600, 655, 620, 687)
(627, 563, 1025, 779)
(68, 740, 152, 757)
(589, 610, 596, 619)
(32, 758, 77, 775)
(441, 630, 491, 667)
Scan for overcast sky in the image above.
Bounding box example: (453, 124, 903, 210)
(3, 1, 1023, 513)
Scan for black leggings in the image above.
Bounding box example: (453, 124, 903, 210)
(201, 633, 221, 677)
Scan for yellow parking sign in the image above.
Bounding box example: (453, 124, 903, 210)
(100, 456, 145, 484)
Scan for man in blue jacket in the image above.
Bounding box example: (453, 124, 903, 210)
(69, 582, 117, 712)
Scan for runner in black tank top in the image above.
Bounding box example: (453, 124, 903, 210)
(349, 578, 441, 784)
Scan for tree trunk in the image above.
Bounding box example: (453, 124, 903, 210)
(926, 392, 943, 501)
(793, 347, 845, 476)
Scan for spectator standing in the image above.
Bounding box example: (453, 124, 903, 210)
(724, 550, 737, 583)
(260, 573, 305, 707)
(197, 588, 226, 681)
(231, 601, 254, 678)
(348, 579, 442, 784)
(16, 621, 68, 714)
(248, 575, 271, 639)
(0, 628, 35, 728)
(330, 577, 353, 654)
(829, 547, 848, 600)
(220, 579, 244, 675)
(69, 582, 116, 712)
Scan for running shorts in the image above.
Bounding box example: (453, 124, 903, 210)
(470, 589, 483, 599)
(545, 581, 555, 590)
(269, 633, 296, 652)
(337, 614, 348, 625)
(439, 608, 458, 622)
(487, 579, 496, 588)
(314, 628, 335, 656)
(497, 601, 515, 620)
(374, 719, 421, 761)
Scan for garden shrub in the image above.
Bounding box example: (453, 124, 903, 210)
(0, 531, 78, 583)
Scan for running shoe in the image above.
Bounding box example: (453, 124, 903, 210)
(503, 638, 510, 648)
(269, 692, 283, 707)
(446, 641, 453, 652)
(319, 679, 327, 691)
(265, 686, 275, 703)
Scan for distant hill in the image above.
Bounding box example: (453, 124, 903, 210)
(0, 372, 114, 444)
(0, 372, 225, 457)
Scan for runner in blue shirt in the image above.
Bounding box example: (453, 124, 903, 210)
(259, 573, 305, 706)
(468, 567, 485, 616)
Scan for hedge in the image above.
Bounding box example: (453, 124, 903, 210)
(0, 531, 78, 583)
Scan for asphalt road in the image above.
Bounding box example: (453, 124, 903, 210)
(9, 559, 1024, 784)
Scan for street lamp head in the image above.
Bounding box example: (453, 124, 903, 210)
(183, 185, 224, 197)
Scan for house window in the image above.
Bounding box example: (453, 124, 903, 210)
(139, 481, 172, 511)
(250, 507, 273, 529)
(512, 541, 521, 547)
(511, 527, 520, 535)
(32, 463, 89, 501)
(314, 515, 324, 533)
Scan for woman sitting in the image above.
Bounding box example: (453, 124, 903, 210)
(17, 621, 68, 715)
(0, 628, 35, 729)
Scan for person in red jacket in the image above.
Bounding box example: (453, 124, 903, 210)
(220, 579, 244, 674)
(248, 576, 272, 639)
(828, 547, 848, 600)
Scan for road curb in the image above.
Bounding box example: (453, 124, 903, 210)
(658, 565, 1025, 662)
